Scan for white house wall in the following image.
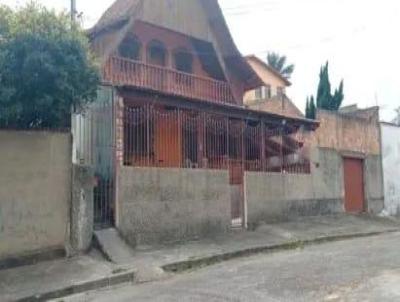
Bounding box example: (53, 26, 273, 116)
(381, 123, 400, 216)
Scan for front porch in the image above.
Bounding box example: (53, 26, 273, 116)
(117, 96, 312, 175)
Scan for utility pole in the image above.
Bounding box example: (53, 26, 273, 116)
(71, 0, 77, 22)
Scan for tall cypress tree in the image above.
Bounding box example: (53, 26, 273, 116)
(311, 61, 344, 112)
(309, 96, 316, 119)
(332, 80, 344, 110)
(305, 97, 310, 118)
(305, 96, 317, 120)
(316, 62, 332, 109)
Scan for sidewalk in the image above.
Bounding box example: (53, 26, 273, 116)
(1, 214, 399, 301)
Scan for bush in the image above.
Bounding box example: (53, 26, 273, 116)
(0, 3, 99, 129)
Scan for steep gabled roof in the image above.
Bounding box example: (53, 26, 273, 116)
(88, 0, 262, 90)
(89, 0, 141, 36)
(246, 55, 292, 87)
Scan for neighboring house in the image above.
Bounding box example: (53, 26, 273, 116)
(243, 55, 304, 119)
(381, 122, 400, 216)
(243, 57, 385, 218)
(73, 0, 318, 245)
(246, 106, 384, 225)
(304, 106, 384, 214)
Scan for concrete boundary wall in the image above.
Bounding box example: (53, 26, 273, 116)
(117, 167, 231, 246)
(246, 148, 344, 225)
(245, 147, 384, 225)
(0, 130, 72, 260)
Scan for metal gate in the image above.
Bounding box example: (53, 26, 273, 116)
(72, 86, 116, 229)
(229, 120, 245, 227)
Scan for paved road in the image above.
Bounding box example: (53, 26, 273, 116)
(61, 232, 400, 302)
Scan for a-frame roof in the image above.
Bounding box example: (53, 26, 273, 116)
(88, 0, 262, 90)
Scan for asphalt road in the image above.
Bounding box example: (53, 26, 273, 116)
(61, 232, 400, 302)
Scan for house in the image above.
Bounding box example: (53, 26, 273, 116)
(243, 55, 304, 119)
(73, 0, 318, 245)
(304, 106, 384, 214)
(242, 56, 384, 219)
(381, 122, 400, 216)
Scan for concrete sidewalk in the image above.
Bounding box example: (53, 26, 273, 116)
(1, 214, 399, 301)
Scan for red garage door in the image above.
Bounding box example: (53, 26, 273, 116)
(343, 158, 365, 213)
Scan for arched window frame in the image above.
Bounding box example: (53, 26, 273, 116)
(118, 33, 142, 61)
(173, 47, 193, 74)
(147, 40, 167, 67)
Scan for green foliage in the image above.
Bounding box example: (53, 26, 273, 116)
(0, 2, 99, 129)
(305, 96, 316, 119)
(309, 96, 316, 119)
(305, 98, 310, 118)
(314, 62, 344, 111)
(307, 61, 344, 118)
(267, 52, 295, 80)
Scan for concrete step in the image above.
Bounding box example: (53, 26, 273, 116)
(94, 228, 134, 264)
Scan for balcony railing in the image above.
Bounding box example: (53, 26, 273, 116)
(103, 56, 236, 105)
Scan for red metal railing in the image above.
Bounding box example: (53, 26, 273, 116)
(103, 56, 236, 105)
(122, 103, 311, 174)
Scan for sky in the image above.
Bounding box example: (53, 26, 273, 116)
(2, 0, 399, 121)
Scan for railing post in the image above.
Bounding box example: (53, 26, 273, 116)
(261, 122, 266, 172)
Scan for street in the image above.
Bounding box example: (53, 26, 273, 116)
(60, 232, 400, 302)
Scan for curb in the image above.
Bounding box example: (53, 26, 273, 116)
(162, 229, 400, 273)
(15, 229, 399, 301)
(16, 270, 136, 302)
(0, 248, 65, 271)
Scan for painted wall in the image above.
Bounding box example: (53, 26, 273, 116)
(243, 57, 288, 103)
(0, 131, 72, 259)
(381, 123, 400, 216)
(245, 148, 344, 224)
(245, 97, 304, 119)
(116, 167, 231, 245)
(245, 147, 384, 225)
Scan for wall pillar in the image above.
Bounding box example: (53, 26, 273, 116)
(70, 165, 95, 255)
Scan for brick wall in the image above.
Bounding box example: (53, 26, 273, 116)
(305, 109, 380, 155)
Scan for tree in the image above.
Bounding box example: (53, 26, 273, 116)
(267, 52, 295, 80)
(0, 3, 99, 129)
(309, 96, 316, 119)
(305, 96, 316, 119)
(309, 62, 344, 114)
(305, 98, 310, 118)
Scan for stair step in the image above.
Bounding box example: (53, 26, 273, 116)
(94, 228, 134, 264)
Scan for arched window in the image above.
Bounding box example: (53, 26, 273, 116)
(118, 34, 141, 61)
(174, 48, 193, 74)
(147, 40, 167, 66)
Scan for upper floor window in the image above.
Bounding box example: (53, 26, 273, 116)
(119, 34, 141, 61)
(254, 85, 272, 100)
(277, 87, 285, 99)
(147, 40, 167, 66)
(174, 48, 193, 74)
(263, 85, 272, 99)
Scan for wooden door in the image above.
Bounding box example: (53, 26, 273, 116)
(343, 158, 365, 213)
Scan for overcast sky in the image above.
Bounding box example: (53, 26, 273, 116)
(2, 0, 399, 121)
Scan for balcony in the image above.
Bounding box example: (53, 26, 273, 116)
(103, 56, 236, 105)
